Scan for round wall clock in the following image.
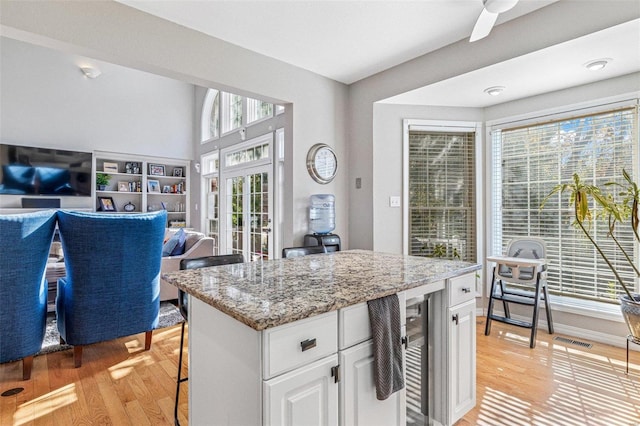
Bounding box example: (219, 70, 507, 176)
(123, 202, 136, 212)
(306, 143, 337, 184)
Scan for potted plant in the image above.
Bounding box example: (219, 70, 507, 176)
(96, 173, 111, 191)
(542, 171, 640, 339)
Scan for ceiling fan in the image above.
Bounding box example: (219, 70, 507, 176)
(470, 0, 520, 42)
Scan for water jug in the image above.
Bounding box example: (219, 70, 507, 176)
(309, 194, 335, 234)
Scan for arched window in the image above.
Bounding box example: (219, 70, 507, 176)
(201, 89, 220, 143)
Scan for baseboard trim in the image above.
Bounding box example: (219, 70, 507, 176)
(476, 307, 637, 351)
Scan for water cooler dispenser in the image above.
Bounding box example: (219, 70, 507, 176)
(305, 194, 341, 252)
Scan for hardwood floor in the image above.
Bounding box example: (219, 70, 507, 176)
(1, 319, 639, 425)
(464, 318, 640, 426)
(0, 325, 188, 426)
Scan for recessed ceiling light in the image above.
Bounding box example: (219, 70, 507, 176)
(484, 86, 505, 96)
(584, 58, 612, 71)
(80, 66, 102, 79)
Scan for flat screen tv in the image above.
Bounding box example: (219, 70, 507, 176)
(0, 144, 92, 196)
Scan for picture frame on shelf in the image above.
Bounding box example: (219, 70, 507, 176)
(149, 164, 165, 176)
(103, 162, 118, 173)
(98, 196, 117, 212)
(147, 179, 161, 193)
(162, 185, 171, 193)
(173, 167, 183, 177)
(118, 181, 130, 192)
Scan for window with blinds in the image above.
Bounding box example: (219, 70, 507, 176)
(492, 107, 638, 303)
(408, 131, 476, 262)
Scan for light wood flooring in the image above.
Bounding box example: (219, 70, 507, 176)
(1, 319, 639, 425)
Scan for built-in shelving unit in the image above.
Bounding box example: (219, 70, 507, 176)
(94, 151, 190, 227)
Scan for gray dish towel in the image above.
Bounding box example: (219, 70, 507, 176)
(367, 294, 405, 400)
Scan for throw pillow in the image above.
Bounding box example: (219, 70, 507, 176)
(162, 228, 185, 257)
(170, 228, 187, 256)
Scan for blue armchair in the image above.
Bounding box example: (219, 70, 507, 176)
(56, 210, 166, 367)
(0, 210, 57, 380)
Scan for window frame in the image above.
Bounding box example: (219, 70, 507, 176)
(487, 99, 640, 306)
(402, 119, 484, 293)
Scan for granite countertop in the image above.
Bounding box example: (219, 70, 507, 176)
(161, 249, 481, 331)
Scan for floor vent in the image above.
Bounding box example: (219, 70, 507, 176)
(554, 336, 593, 349)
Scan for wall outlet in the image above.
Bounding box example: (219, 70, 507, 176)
(389, 196, 401, 207)
(355, 177, 362, 189)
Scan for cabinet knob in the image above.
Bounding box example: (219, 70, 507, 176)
(452, 313, 459, 325)
(300, 338, 317, 352)
(461, 287, 471, 293)
(331, 365, 340, 383)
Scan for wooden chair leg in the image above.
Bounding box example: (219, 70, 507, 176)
(74, 346, 83, 368)
(22, 355, 33, 380)
(145, 330, 153, 351)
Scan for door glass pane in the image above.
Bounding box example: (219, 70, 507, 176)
(206, 176, 219, 254)
(226, 176, 244, 256)
(249, 172, 269, 261)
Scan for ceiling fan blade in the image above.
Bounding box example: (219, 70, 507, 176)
(484, 0, 519, 14)
(470, 8, 499, 42)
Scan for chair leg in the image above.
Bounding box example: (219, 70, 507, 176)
(145, 330, 153, 351)
(498, 279, 510, 318)
(74, 346, 83, 368)
(22, 355, 33, 380)
(175, 321, 187, 426)
(529, 273, 543, 349)
(543, 284, 554, 334)
(485, 267, 498, 336)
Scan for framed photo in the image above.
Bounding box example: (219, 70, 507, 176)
(173, 167, 183, 177)
(103, 162, 118, 173)
(98, 196, 117, 212)
(162, 185, 171, 194)
(149, 164, 165, 176)
(147, 179, 161, 193)
(118, 181, 130, 192)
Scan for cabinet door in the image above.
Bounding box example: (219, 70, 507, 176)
(448, 299, 476, 424)
(264, 355, 338, 426)
(340, 340, 406, 426)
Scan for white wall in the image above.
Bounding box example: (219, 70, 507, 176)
(349, 1, 640, 250)
(0, 37, 194, 209)
(0, 1, 349, 247)
(372, 103, 484, 254)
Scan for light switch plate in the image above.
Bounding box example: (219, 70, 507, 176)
(389, 196, 401, 207)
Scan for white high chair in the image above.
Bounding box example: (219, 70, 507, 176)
(485, 237, 553, 348)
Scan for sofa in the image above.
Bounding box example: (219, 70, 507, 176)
(160, 229, 215, 301)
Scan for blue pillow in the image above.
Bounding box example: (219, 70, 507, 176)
(162, 228, 186, 257)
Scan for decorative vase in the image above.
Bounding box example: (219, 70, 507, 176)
(619, 294, 640, 339)
(97, 184, 107, 191)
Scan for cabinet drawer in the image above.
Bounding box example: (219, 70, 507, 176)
(262, 311, 338, 379)
(339, 293, 406, 350)
(448, 273, 476, 306)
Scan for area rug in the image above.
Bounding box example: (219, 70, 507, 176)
(37, 301, 184, 356)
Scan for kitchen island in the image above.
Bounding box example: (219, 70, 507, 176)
(162, 249, 481, 426)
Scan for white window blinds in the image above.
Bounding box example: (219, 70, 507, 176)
(492, 106, 638, 303)
(408, 130, 476, 262)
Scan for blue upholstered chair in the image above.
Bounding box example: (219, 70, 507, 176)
(56, 210, 166, 367)
(0, 210, 57, 380)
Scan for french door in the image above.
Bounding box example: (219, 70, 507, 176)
(222, 164, 273, 261)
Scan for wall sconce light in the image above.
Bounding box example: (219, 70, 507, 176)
(194, 163, 201, 174)
(80, 66, 102, 79)
(239, 127, 246, 141)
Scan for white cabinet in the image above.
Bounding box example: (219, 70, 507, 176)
(93, 151, 189, 227)
(264, 355, 339, 426)
(446, 274, 476, 425)
(340, 339, 406, 426)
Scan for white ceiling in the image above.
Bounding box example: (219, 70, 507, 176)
(116, 0, 640, 108)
